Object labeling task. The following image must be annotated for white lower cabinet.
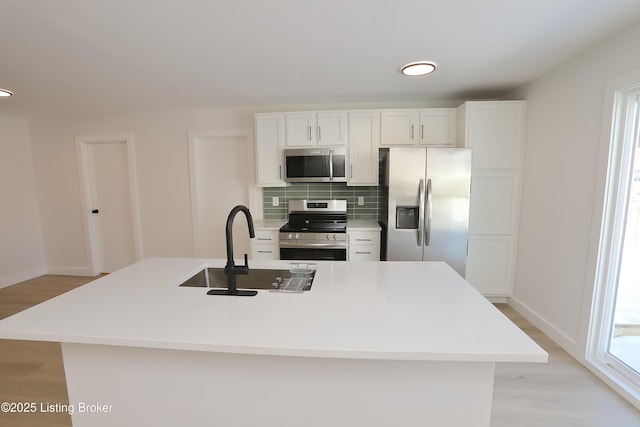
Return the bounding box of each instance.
[250,230,279,260]
[348,231,380,261]
[249,228,381,261]
[465,236,514,297]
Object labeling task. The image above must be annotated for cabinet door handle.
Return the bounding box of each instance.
[257,250,273,254]
[421,124,424,139]
[355,238,372,242]
[318,126,321,141]
[279,165,282,179]
[256,238,272,241]
[355,251,372,255]
[411,124,414,139]
[350,164,353,179]
[308,126,312,141]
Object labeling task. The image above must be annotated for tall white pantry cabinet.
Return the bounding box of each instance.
[457,101,525,298]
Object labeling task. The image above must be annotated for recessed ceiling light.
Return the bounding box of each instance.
[0,88,13,97]
[401,61,437,76]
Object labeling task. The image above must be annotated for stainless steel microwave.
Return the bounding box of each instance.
[283,147,347,183]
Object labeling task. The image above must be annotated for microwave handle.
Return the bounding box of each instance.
[329,149,334,180]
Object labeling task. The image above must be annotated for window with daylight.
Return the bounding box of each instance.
[589,84,640,406]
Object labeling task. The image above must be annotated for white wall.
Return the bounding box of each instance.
[28,108,256,273]
[0,114,45,287]
[511,21,640,358]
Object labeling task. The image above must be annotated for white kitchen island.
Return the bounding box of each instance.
[0,258,547,426]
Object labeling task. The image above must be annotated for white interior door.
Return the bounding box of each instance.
[189,131,255,259]
[78,137,139,274]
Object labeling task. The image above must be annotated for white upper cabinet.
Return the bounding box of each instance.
[380,110,418,145]
[381,109,456,147]
[457,101,525,169]
[286,112,317,146]
[285,111,347,147]
[255,113,287,187]
[317,111,348,146]
[419,109,457,146]
[348,111,380,186]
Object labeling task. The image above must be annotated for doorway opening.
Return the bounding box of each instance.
[187,130,259,258]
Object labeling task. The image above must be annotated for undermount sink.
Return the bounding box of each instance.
[178,268,315,292]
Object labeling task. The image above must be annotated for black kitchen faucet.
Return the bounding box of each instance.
[207,205,257,297]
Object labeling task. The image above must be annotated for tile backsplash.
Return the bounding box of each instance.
[263,183,381,220]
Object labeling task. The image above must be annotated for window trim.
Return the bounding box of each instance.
[586,75,640,409]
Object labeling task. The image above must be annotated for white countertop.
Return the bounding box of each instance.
[254,219,380,231]
[347,220,381,231]
[252,219,287,230]
[0,258,546,363]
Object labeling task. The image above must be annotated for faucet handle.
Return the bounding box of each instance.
[244,253,249,268]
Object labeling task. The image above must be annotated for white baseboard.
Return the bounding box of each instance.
[508,295,580,359]
[0,266,47,289]
[45,265,94,276]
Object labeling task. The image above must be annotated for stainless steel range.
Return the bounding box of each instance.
[279,200,347,261]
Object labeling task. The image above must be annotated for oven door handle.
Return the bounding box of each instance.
[279,241,347,249]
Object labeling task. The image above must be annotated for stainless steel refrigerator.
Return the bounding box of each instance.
[381,147,471,276]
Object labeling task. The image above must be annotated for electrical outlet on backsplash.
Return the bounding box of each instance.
[262,183,381,220]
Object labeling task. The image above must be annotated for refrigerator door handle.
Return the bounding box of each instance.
[425,178,432,246]
[418,179,425,247]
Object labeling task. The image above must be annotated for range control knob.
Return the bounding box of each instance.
[295,233,300,240]
[288,233,293,240]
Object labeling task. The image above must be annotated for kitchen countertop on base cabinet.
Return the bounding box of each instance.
[0,258,546,427]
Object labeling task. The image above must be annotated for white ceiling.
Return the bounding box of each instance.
[2,0,640,116]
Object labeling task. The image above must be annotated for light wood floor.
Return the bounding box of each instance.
[0,275,639,426]
[492,305,640,426]
[0,275,94,427]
